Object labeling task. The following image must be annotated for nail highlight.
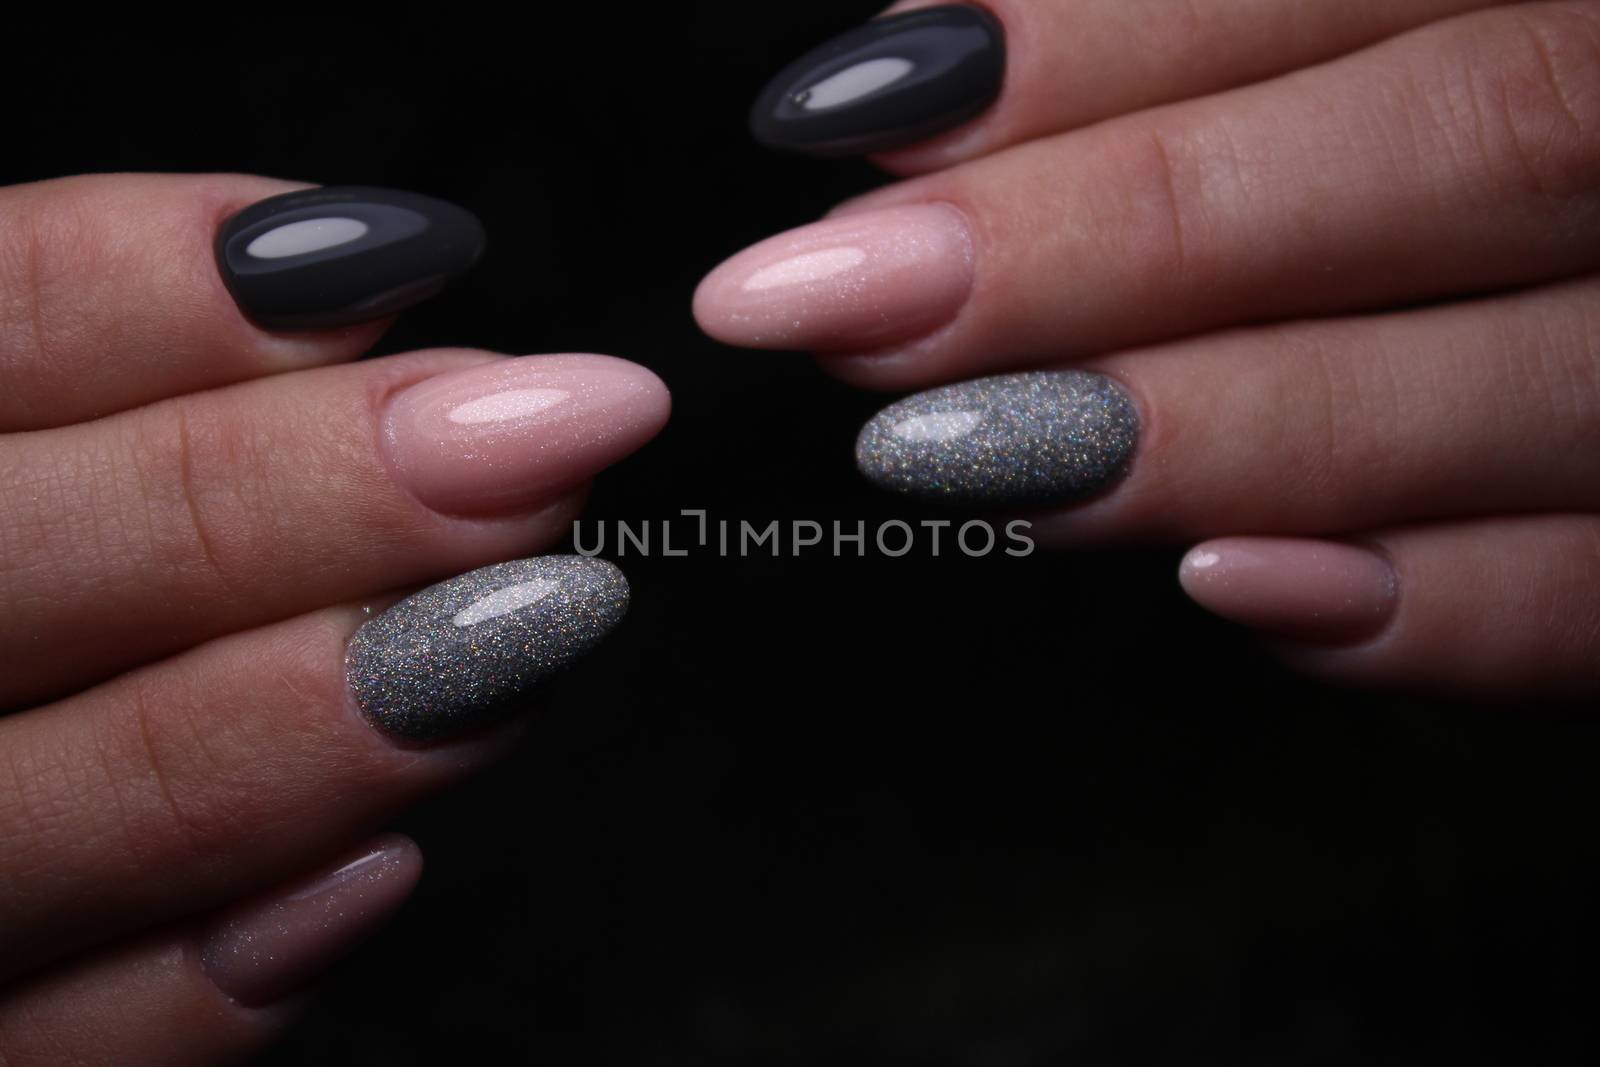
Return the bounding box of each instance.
[856,370,1139,506]
[751,4,1006,156]
[381,354,670,517]
[199,835,421,1008]
[1179,538,1399,643]
[347,556,629,742]
[216,186,485,330]
[694,204,973,351]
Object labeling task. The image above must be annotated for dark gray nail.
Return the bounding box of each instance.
[347,556,628,742]
[215,186,485,331]
[856,371,1140,506]
[750,5,1005,157]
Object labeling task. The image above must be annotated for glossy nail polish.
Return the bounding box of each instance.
[199,835,421,1008]
[856,371,1139,505]
[750,5,1005,157]
[381,354,671,517]
[693,204,974,351]
[347,556,629,742]
[1179,539,1400,643]
[216,186,485,331]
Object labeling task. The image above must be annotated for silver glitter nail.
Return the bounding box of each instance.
[855,370,1140,505]
[346,556,629,742]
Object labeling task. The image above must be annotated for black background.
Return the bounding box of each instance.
[7,8,1600,1064]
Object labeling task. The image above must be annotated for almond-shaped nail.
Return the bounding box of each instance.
[856,370,1139,505]
[216,186,485,331]
[347,555,629,742]
[693,203,973,352]
[1180,538,1400,644]
[750,5,1006,157]
[199,835,421,1008]
[382,354,670,517]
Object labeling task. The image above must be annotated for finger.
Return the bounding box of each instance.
[1176,516,1600,698]
[698,1,1600,389]
[0,174,484,431]
[751,0,1507,169]
[853,275,1600,539]
[0,555,624,980]
[0,835,419,1067]
[0,350,668,708]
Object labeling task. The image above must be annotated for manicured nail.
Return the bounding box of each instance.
[856,371,1139,505]
[1179,538,1400,644]
[199,835,421,1008]
[216,186,485,331]
[751,4,1005,156]
[381,354,670,517]
[693,204,973,351]
[347,556,629,742]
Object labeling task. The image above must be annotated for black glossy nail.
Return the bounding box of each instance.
[215,186,485,331]
[750,5,1005,157]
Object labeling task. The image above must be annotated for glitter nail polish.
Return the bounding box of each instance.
[347,556,629,742]
[198,835,422,1008]
[855,371,1139,506]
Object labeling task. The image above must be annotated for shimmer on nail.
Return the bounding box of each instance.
[198,835,422,1009]
[856,371,1140,505]
[346,556,629,742]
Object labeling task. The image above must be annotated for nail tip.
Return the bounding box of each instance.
[347,555,629,743]
[855,371,1140,507]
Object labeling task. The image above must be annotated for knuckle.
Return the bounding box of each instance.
[130,395,282,596]
[1266,329,1405,522]
[0,193,93,380]
[1448,4,1600,202]
[89,668,251,869]
[1098,122,1220,289]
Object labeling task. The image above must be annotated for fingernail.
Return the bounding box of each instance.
[1179,539,1400,644]
[216,186,485,331]
[693,204,973,351]
[750,4,1005,156]
[381,354,670,517]
[856,370,1139,505]
[347,555,629,742]
[199,835,421,1008]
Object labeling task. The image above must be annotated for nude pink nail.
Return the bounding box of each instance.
[198,835,422,1008]
[382,354,671,516]
[1179,538,1399,643]
[693,203,974,351]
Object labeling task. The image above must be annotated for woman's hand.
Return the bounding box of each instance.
[696,0,1600,698]
[0,173,669,1063]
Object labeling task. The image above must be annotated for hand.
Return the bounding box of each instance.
[697,0,1600,698]
[0,174,668,1063]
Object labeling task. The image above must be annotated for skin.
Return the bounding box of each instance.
[0,175,671,1062]
[1,2,1597,1061]
[699,0,1600,698]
